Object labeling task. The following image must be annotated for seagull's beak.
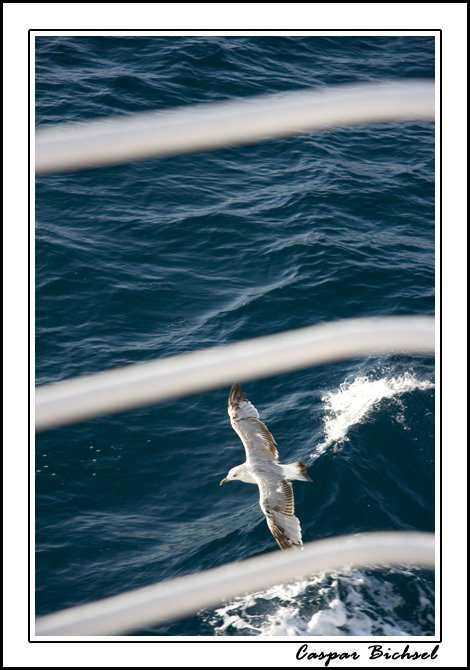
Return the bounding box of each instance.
[219,478,227,486]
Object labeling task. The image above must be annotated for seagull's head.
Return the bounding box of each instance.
[220,464,252,485]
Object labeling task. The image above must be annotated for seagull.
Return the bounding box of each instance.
[220,384,312,550]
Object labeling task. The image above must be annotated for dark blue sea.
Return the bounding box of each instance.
[35,36,435,637]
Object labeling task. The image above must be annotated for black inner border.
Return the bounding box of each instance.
[29,28,442,644]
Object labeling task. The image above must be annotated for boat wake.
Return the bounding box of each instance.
[311,371,434,460]
[204,567,434,636]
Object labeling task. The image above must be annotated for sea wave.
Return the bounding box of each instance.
[313,371,435,458]
[205,566,434,636]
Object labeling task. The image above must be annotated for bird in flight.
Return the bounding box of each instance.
[220,384,312,550]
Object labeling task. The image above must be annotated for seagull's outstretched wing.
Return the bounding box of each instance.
[256,474,303,550]
[228,383,279,463]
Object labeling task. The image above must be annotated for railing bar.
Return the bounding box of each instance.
[35,531,435,636]
[36,80,434,174]
[35,316,435,431]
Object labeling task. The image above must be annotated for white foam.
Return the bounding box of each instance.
[205,568,434,637]
[313,371,434,458]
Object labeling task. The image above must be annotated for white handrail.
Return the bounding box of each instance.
[35,80,434,174]
[35,316,434,431]
[35,531,434,636]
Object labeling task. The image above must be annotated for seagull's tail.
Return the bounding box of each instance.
[281,460,313,482]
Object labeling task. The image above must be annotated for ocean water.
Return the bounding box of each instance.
[35,36,435,636]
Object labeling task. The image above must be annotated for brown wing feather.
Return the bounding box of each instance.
[256,475,303,550]
[228,384,279,461]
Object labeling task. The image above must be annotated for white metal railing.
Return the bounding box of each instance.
[35,80,434,174]
[35,80,436,636]
[35,531,434,636]
[35,316,434,431]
